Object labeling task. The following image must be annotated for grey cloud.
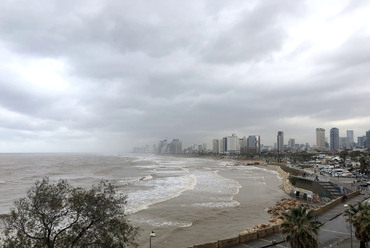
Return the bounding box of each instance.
[322,33,370,70]
[0,0,202,59]
[202,1,306,64]
[0,0,369,152]
[0,81,50,117]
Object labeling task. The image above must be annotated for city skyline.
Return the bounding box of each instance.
[1,1,370,153]
[136,127,369,153]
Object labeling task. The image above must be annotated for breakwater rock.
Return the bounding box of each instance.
[267,198,310,225]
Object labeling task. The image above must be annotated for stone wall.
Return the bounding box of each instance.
[316,190,360,215]
[191,225,280,248]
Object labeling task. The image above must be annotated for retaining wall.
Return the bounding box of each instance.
[316,190,360,215]
[191,225,280,248]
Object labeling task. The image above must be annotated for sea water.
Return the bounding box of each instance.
[0,153,286,247]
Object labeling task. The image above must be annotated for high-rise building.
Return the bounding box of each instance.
[365,130,370,149]
[212,139,219,153]
[288,138,295,148]
[277,131,284,153]
[247,135,261,154]
[239,137,248,154]
[358,136,366,147]
[222,137,228,153]
[330,128,339,151]
[169,139,182,154]
[157,139,167,154]
[218,139,224,153]
[340,137,351,149]
[347,130,354,143]
[316,128,326,150]
[227,134,239,154]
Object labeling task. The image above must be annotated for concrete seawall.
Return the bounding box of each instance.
[316,190,360,215]
[190,225,280,248]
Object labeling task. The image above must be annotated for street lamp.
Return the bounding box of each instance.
[150,231,156,248]
[344,204,353,248]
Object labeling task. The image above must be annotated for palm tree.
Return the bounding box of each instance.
[339,150,349,166]
[344,201,370,248]
[279,205,321,248]
[359,157,367,175]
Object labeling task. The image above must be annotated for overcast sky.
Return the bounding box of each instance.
[1,0,370,153]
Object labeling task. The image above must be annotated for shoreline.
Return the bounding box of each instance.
[209,156,293,195]
[208,157,298,234]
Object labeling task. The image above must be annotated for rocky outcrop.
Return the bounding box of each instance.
[240,224,271,234]
[267,199,308,225]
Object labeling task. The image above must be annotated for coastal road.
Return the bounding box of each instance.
[318,215,351,247]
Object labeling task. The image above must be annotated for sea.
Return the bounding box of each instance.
[0,153,287,248]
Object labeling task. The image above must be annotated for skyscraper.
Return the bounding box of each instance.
[219,138,225,153]
[358,136,365,147]
[222,137,228,153]
[277,131,284,153]
[212,139,219,153]
[316,128,326,150]
[330,128,339,151]
[227,134,239,154]
[239,137,248,154]
[247,135,261,154]
[169,139,182,154]
[365,130,370,149]
[345,130,354,148]
[347,130,354,144]
[288,138,295,148]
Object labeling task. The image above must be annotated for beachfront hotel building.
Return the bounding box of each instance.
[330,128,339,151]
[316,128,326,150]
[227,134,239,154]
[277,131,284,153]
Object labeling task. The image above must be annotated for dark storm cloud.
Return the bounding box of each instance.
[0,0,369,152]
[202,0,305,64]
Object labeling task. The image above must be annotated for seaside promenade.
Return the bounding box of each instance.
[230,183,369,248]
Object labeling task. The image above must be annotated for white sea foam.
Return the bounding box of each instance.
[125,174,197,214]
[134,164,158,169]
[135,217,192,228]
[140,175,153,181]
[194,170,241,196]
[119,175,153,185]
[192,201,240,208]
